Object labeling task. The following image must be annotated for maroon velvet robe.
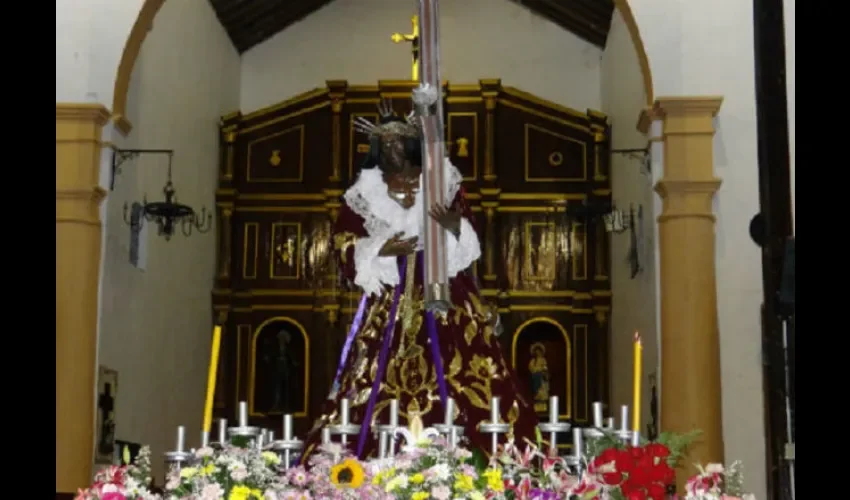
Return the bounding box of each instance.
[301,187,538,459]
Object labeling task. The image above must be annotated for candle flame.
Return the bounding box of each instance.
[633,331,641,344]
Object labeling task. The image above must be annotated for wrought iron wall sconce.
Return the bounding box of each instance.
[604,204,643,234]
[112,148,213,241]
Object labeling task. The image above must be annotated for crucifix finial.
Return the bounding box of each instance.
[391,14,420,81]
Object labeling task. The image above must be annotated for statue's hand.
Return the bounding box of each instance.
[379,232,419,256]
[429,204,461,236]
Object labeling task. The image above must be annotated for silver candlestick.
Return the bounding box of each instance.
[228,401,260,443]
[617,404,633,443]
[328,398,361,447]
[373,399,401,459]
[631,429,641,447]
[537,396,571,455]
[434,397,464,450]
[164,426,193,468]
[563,427,584,470]
[200,430,210,448]
[479,397,510,456]
[210,418,227,449]
[270,414,303,470]
[583,401,605,440]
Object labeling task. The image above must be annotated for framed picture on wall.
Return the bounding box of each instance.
[95,366,118,464]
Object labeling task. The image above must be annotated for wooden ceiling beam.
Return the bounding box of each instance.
[550,0,613,27]
[210,0,255,18]
[540,0,612,37]
[232,0,333,52]
[523,0,607,46]
[211,0,613,53]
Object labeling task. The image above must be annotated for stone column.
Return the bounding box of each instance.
[56,103,109,495]
[653,97,725,487]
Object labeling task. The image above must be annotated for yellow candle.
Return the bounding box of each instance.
[202,325,223,433]
[632,331,642,433]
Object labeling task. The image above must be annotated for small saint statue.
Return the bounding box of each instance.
[528,343,550,413]
[265,329,298,413]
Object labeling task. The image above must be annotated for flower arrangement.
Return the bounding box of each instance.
[163,445,283,499]
[683,462,755,500]
[75,446,158,500]
[78,430,754,500]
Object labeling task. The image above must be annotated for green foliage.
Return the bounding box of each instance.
[723,460,745,496]
[583,429,626,458]
[655,430,701,468]
[470,448,489,471]
[582,428,701,470]
[230,435,251,448]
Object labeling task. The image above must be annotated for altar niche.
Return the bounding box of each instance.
[511,318,571,419]
[248,317,309,418]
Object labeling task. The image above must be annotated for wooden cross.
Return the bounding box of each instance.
[391,15,420,80]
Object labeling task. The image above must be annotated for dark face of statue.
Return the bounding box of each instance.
[379,132,407,173]
[384,166,422,209]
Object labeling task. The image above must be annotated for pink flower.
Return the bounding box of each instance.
[101,493,126,500]
[288,468,310,487]
[431,485,451,500]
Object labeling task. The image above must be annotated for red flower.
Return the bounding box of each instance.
[626,490,648,500]
[646,483,668,500]
[649,462,675,485]
[645,443,671,460]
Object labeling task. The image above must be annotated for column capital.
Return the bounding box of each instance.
[56,102,111,126]
[57,102,111,192]
[653,96,723,118]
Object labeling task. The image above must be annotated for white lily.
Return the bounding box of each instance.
[393,414,440,453]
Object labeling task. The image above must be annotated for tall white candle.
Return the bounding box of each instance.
[620,405,629,432]
[549,396,559,423]
[283,414,293,441]
[572,428,583,459]
[176,426,186,452]
[592,401,603,428]
[378,431,388,459]
[444,398,456,425]
[340,399,350,425]
[268,430,275,442]
[389,399,399,427]
[490,397,500,423]
[605,417,615,430]
[238,401,248,427]
[321,427,331,444]
[217,418,227,443]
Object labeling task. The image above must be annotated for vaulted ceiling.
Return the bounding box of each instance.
[208,0,615,54]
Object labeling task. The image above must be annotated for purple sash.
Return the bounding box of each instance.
[356,258,407,457]
[330,293,368,392]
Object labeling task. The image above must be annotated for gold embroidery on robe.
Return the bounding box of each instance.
[333,232,358,264]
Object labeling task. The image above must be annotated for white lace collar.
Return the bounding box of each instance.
[343,159,464,238]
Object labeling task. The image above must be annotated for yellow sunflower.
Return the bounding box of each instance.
[330,458,365,489]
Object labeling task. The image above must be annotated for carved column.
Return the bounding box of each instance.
[327,80,347,184]
[653,97,725,488]
[480,79,500,183]
[56,103,110,495]
[216,204,233,280]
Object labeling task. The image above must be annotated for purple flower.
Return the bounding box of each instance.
[529,488,559,500]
